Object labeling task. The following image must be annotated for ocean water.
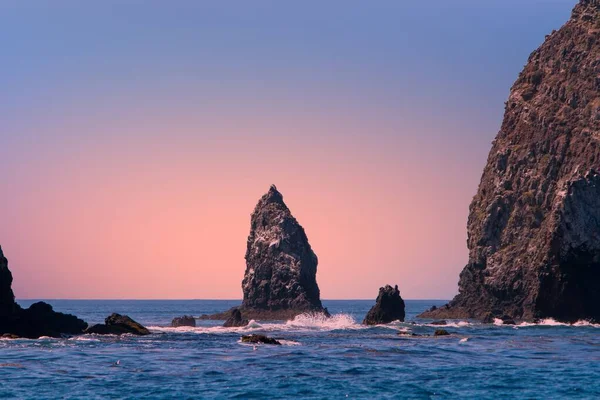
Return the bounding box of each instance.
[1,300,599,399]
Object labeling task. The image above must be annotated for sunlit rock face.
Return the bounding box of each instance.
[421,0,600,323]
[240,185,327,320]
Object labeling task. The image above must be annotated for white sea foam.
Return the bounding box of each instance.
[517,318,600,327]
[148,312,364,334]
[285,313,362,331]
[459,338,469,343]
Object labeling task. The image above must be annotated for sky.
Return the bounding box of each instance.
[0,0,578,300]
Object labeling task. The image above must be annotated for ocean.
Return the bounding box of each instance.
[1,299,598,399]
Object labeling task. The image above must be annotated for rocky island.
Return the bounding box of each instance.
[0,246,88,338]
[201,185,329,321]
[363,285,405,325]
[421,0,600,323]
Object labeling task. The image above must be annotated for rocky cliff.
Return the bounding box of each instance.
[0,247,17,317]
[239,185,327,319]
[421,0,600,323]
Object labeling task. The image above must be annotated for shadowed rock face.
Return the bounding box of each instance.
[0,246,88,338]
[240,185,327,319]
[223,308,249,327]
[421,0,600,323]
[363,285,405,325]
[0,247,17,317]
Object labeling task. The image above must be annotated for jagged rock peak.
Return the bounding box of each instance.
[420,1,600,323]
[241,185,327,319]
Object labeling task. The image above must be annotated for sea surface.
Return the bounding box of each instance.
[1,300,599,399]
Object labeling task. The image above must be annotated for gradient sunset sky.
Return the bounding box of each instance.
[1,0,577,299]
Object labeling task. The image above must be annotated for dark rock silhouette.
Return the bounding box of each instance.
[223,308,249,327]
[434,329,450,336]
[420,0,600,323]
[86,313,150,335]
[363,285,405,325]
[241,334,281,345]
[0,246,88,338]
[171,315,196,327]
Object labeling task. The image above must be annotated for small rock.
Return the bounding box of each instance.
[241,334,281,345]
[434,329,450,336]
[430,320,447,326]
[1,333,19,339]
[171,316,196,327]
[86,314,150,336]
[223,308,249,327]
[363,285,406,325]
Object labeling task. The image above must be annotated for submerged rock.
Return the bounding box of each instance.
[420,0,600,323]
[434,329,450,337]
[241,334,281,345]
[223,308,249,327]
[171,315,196,327]
[0,246,88,339]
[363,285,406,325]
[86,314,150,335]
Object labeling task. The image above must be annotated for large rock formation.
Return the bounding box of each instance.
[239,185,328,320]
[421,0,600,323]
[363,285,406,325]
[0,246,88,338]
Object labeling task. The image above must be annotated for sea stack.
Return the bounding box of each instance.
[239,185,328,320]
[363,285,405,325]
[0,246,88,338]
[421,0,600,323]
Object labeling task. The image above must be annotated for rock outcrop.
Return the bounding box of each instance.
[171,315,196,327]
[223,308,249,327]
[237,185,328,320]
[0,246,88,338]
[241,334,281,345]
[420,0,600,323]
[86,313,150,335]
[363,285,406,325]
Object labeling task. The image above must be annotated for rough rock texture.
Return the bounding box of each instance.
[0,246,88,338]
[86,314,150,335]
[421,0,600,323]
[363,285,406,325]
[223,308,249,327]
[238,185,328,320]
[241,334,281,345]
[171,315,196,327]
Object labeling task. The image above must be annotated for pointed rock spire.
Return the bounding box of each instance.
[240,185,327,319]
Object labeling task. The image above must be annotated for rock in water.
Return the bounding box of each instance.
[363,285,406,325]
[239,185,328,320]
[223,308,249,327]
[86,314,150,335]
[420,0,600,323]
[0,246,88,338]
[171,315,196,327]
[241,334,281,345]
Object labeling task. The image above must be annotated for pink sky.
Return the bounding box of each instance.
[1,0,574,299]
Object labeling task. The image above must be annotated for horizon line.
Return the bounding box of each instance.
[15,298,451,302]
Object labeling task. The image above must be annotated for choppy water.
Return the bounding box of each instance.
[1,300,599,399]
